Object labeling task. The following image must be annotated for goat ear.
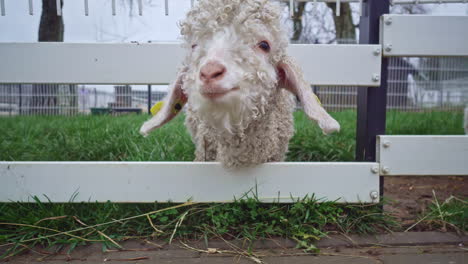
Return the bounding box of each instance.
[140,70,188,137]
[277,56,340,134]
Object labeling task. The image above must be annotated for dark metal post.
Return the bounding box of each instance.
[356,0,390,196]
[19,84,22,115]
[147,85,152,115]
[8,85,12,116]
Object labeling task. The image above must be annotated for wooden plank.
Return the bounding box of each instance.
[0,162,380,203]
[0,43,381,86]
[381,15,468,57]
[377,136,468,176]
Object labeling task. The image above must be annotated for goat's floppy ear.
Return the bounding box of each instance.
[140,70,188,137]
[277,56,340,134]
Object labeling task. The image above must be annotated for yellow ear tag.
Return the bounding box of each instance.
[313,94,322,106]
[150,101,164,116]
[172,100,183,114]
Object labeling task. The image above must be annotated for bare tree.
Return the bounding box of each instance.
[94,0,157,42]
[31,0,64,115]
[325,3,356,44]
[287,2,356,44]
[290,2,307,42]
[38,0,64,41]
[391,4,427,14]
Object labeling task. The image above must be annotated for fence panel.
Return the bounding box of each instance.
[381,15,468,57]
[377,135,468,176]
[0,162,380,203]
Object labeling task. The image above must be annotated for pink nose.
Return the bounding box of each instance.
[200,61,226,83]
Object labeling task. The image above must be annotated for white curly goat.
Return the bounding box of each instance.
[140,0,340,167]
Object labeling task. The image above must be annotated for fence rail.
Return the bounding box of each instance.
[0,56,466,115]
[314,56,468,111]
[0,162,380,203]
[1,53,467,116]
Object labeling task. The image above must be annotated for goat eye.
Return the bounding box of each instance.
[258,41,270,52]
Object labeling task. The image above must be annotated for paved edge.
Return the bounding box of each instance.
[193,232,468,249]
[1,232,466,257]
[315,231,468,248]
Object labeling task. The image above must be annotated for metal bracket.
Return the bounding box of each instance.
[138,0,143,16]
[385,17,392,26]
[373,47,381,56]
[56,0,62,16]
[372,74,380,82]
[381,167,390,175]
[290,0,294,18]
[112,0,116,15]
[28,0,33,15]
[370,191,379,202]
[336,0,341,16]
[358,0,363,16]
[84,0,89,16]
[385,44,392,52]
[1,0,5,16]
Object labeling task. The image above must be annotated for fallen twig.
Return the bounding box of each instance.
[73,216,123,249]
[146,214,164,234]
[104,256,149,261]
[34,215,68,225]
[0,201,196,248]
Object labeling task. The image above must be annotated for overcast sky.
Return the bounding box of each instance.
[0,1,466,92]
[0,0,467,43]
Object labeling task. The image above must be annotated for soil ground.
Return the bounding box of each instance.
[384,176,468,228]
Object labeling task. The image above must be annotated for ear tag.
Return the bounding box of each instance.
[172,100,183,114]
[150,101,164,116]
[313,94,322,106]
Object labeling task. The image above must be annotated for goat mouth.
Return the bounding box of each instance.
[201,87,240,99]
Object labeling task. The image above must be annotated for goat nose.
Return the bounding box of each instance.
[200,62,226,83]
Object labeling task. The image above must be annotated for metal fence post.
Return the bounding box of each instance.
[147,85,152,115]
[8,84,12,116]
[356,0,390,196]
[19,84,23,115]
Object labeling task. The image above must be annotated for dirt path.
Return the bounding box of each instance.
[2,233,467,263]
[384,176,467,228]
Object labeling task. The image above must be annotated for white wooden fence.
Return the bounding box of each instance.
[0,43,381,86]
[0,14,467,203]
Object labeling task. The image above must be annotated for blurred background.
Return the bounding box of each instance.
[0,0,467,116]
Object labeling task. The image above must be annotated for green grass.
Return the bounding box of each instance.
[406,191,468,233]
[0,110,464,162]
[0,110,465,258]
[0,195,398,258]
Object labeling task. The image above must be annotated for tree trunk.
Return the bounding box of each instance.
[291,2,306,43]
[38,0,64,42]
[326,3,356,44]
[31,0,64,115]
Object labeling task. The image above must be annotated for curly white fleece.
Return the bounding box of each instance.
[141,0,339,167]
[178,0,299,167]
